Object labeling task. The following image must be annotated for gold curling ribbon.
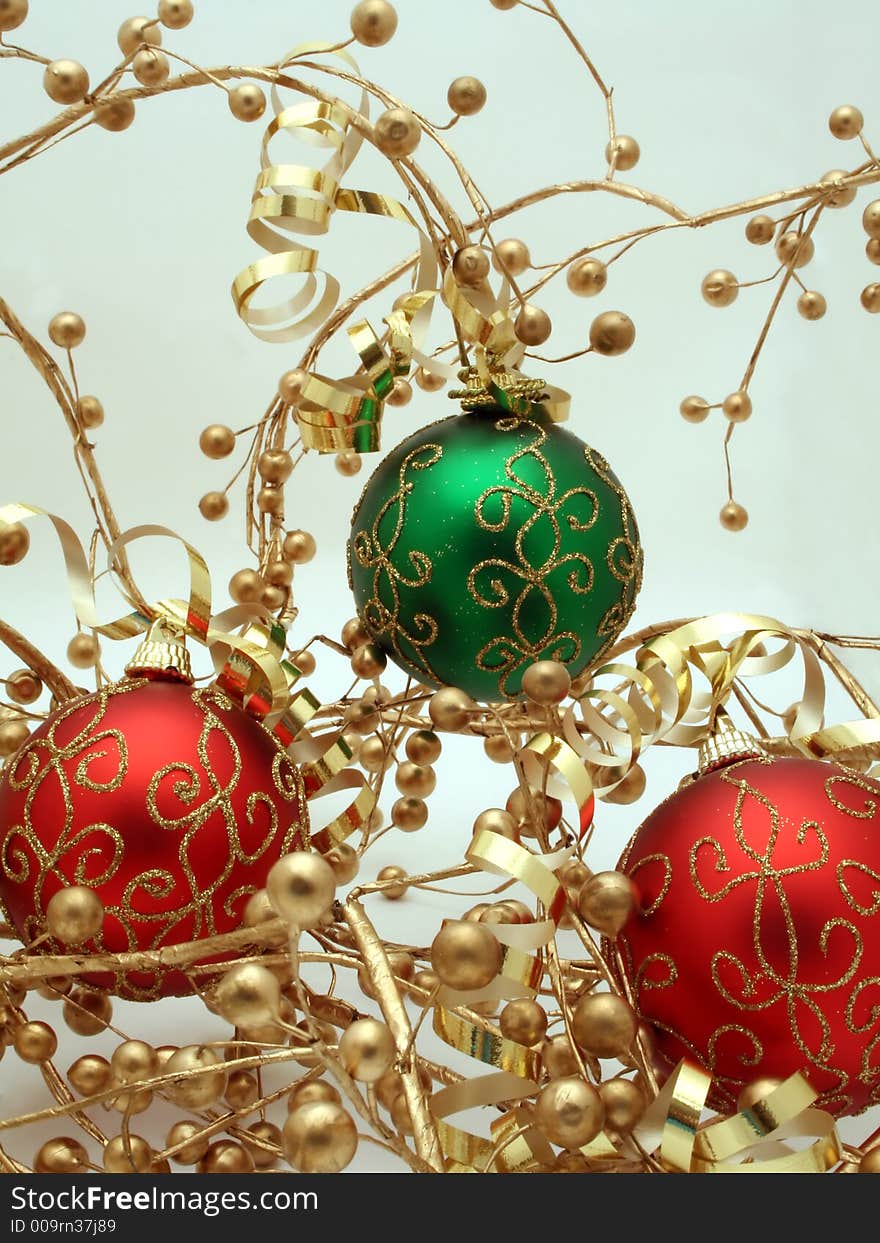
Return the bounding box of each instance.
[0,504,374,852]
[518,732,595,840]
[441,270,519,363]
[633,1060,842,1173]
[564,611,879,797]
[232,45,575,455]
[231,45,368,343]
[0,504,294,725]
[428,833,580,1171]
[232,44,447,454]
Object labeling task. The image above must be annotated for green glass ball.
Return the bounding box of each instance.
[347,407,643,702]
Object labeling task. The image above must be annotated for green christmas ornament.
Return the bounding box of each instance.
[347,399,643,702]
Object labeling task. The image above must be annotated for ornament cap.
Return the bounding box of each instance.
[125,618,194,684]
[448,364,547,412]
[697,710,764,774]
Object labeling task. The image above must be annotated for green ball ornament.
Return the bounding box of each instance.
[347,406,643,701]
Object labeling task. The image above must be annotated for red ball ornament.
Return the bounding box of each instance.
[0,677,309,1000]
[616,752,880,1117]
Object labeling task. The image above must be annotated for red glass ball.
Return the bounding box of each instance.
[0,679,309,999]
[616,755,880,1117]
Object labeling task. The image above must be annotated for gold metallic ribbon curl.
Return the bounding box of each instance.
[231,44,445,454]
[428,831,579,1171]
[633,1061,842,1173]
[564,611,879,798]
[231,47,575,454]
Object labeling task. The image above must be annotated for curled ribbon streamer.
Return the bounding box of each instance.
[428,832,580,1171]
[633,1060,842,1173]
[232,46,579,454]
[306,771,376,855]
[441,269,519,363]
[1,504,293,726]
[564,612,878,797]
[0,503,374,853]
[232,44,448,453]
[232,44,368,342]
[518,732,595,838]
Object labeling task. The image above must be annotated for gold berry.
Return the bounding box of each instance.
[48,311,86,348]
[405,730,440,765]
[228,83,266,123]
[820,169,857,208]
[117,16,161,55]
[605,134,639,170]
[258,447,294,484]
[491,237,530,277]
[430,919,502,990]
[863,200,880,239]
[46,886,104,944]
[132,47,170,86]
[43,59,89,105]
[514,303,552,346]
[335,451,362,477]
[571,992,638,1058]
[776,231,814,268]
[720,500,748,532]
[701,269,738,308]
[0,521,29,567]
[375,107,421,158]
[0,0,28,34]
[76,395,104,429]
[797,290,827,320]
[452,244,490,288]
[387,377,412,406]
[14,1020,58,1064]
[377,864,408,899]
[198,491,228,521]
[414,367,445,392]
[266,852,337,928]
[278,368,307,404]
[721,389,752,422]
[66,632,100,669]
[745,214,775,244]
[589,310,635,356]
[6,668,41,705]
[861,283,880,313]
[535,1076,604,1149]
[679,395,710,423]
[566,256,607,297]
[158,0,194,29]
[282,529,316,564]
[447,75,486,117]
[828,104,863,139]
[199,423,235,459]
[391,796,429,832]
[229,567,263,603]
[350,0,397,46]
[93,97,136,132]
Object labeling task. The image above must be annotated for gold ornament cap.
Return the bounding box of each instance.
[448,364,547,412]
[125,618,194,684]
[697,710,764,774]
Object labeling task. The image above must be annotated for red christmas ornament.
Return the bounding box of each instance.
[616,747,880,1117]
[0,676,309,1000]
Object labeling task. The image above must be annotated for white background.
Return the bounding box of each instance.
[1,0,879,1171]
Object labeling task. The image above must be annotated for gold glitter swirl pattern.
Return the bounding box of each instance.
[586,447,643,649]
[470,421,600,697]
[351,443,444,685]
